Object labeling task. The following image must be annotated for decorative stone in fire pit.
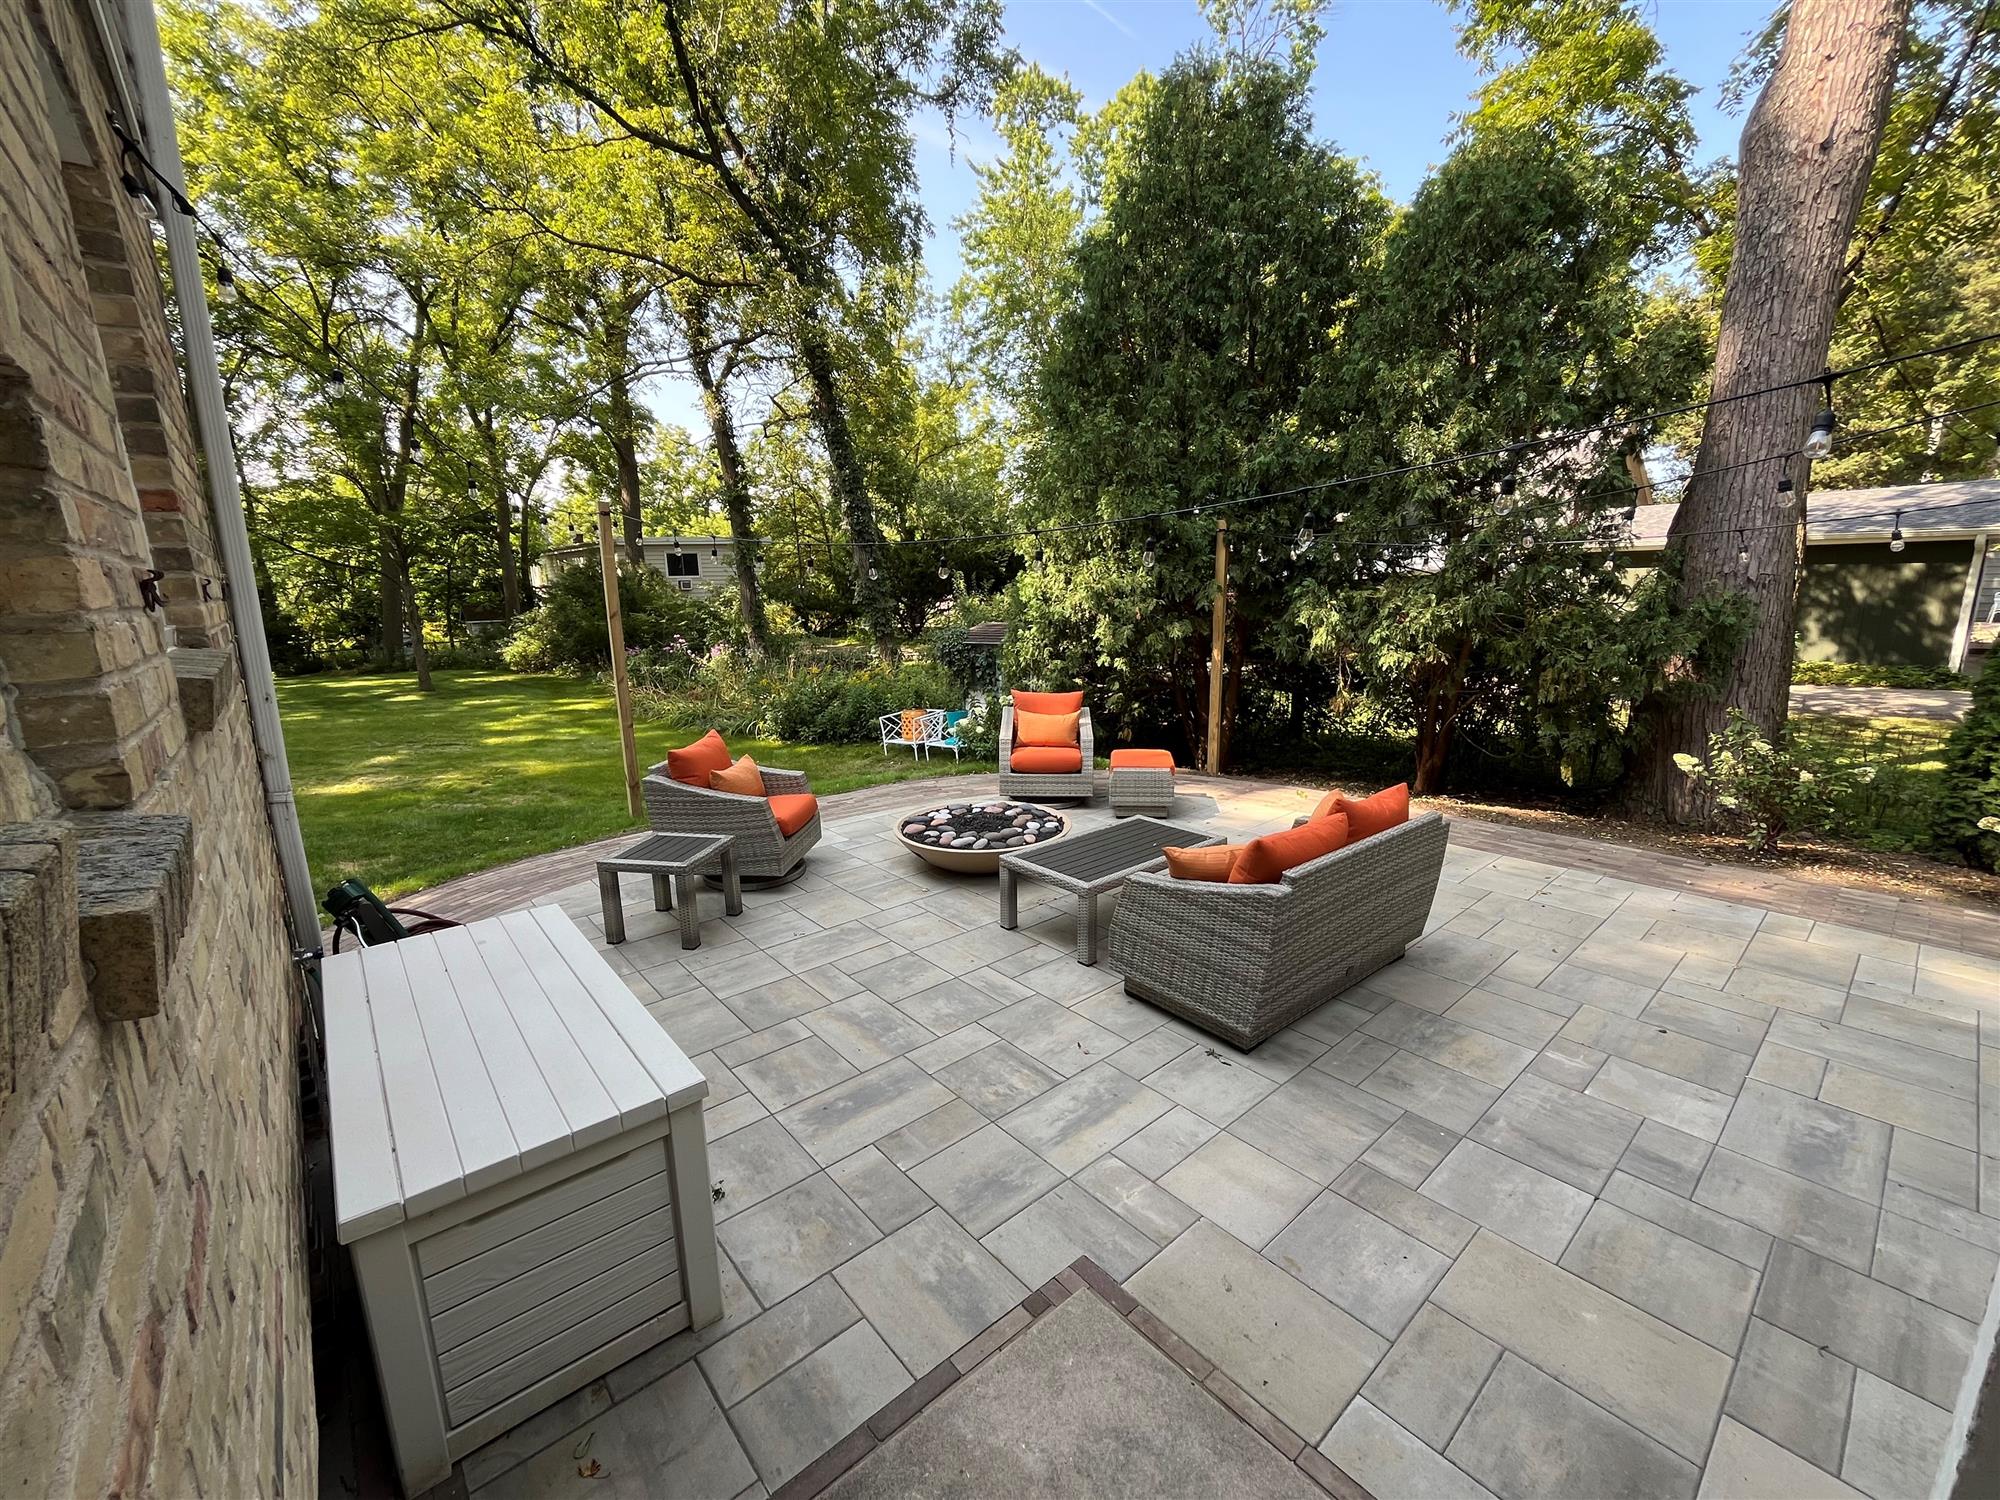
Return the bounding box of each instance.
[895,800,1069,873]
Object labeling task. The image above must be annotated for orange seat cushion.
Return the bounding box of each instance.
[1164,844,1242,881]
[1016,709,1080,747]
[1310,783,1411,841]
[1110,748,1174,769]
[667,729,732,787]
[1229,811,1350,885]
[769,793,819,837]
[1013,689,1085,715]
[709,754,764,795]
[1010,744,1083,774]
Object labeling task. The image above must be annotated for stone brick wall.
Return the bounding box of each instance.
[0,1,314,1495]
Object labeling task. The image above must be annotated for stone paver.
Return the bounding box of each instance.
[455,776,2000,1500]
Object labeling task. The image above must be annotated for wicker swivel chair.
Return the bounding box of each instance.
[1107,812,1449,1048]
[998,705,1095,801]
[642,762,821,884]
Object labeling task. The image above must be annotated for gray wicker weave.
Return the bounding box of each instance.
[997,705,1096,801]
[1108,765,1175,817]
[641,762,821,883]
[1106,812,1449,1049]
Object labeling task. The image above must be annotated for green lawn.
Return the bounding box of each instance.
[1787,712,1954,852]
[278,670,984,898]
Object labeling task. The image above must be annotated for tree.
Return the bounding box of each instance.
[414,0,1011,659]
[1626,0,1915,820]
[1298,129,1711,792]
[1012,51,1388,761]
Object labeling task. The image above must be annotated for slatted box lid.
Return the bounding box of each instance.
[325,906,707,1243]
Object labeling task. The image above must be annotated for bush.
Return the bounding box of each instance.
[426,636,505,670]
[501,561,730,674]
[952,698,1001,759]
[1931,666,2000,870]
[932,623,998,698]
[1791,661,1966,690]
[1674,709,1879,855]
[762,662,958,744]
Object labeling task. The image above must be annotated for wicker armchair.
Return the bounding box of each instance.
[1107,812,1449,1049]
[998,706,1096,801]
[641,762,821,883]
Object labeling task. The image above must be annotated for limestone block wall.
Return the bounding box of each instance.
[0,0,314,1494]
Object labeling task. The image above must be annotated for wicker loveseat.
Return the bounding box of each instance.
[998,705,1095,801]
[1107,811,1449,1049]
[642,761,821,884]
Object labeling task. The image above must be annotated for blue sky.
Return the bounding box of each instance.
[911,0,1771,285]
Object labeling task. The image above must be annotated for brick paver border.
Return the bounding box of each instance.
[771,1256,1376,1500]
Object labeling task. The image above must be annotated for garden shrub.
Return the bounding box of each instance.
[1931,665,2000,871]
[501,560,729,674]
[1792,661,1966,690]
[1674,709,1878,855]
[761,662,958,744]
[932,623,998,697]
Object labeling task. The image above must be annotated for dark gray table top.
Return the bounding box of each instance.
[598,832,732,872]
[1001,817,1218,891]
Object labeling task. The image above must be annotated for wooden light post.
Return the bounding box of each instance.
[596,500,643,818]
[1205,517,1227,774]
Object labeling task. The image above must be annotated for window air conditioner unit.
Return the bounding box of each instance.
[676,578,694,592]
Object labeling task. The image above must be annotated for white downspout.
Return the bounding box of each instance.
[1950,531,1989,676]
[121,0,322,948]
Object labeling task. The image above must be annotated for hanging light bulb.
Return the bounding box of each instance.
[1775,468,1794,505]
[867,564,878,581]
[1736,530,1751,568]
[327,369,346,393]
[466,477,479,498]
[1889,511,1906,553]
[1296,526,1314,552]
[1142,547,1156,568]
[1803,373,1838,459]
[671,535,682,553]
[710,543,720,558]
[937,561,949,581]
[214,263,238,304]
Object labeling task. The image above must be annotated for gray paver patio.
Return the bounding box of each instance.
[452,776,2000,1500]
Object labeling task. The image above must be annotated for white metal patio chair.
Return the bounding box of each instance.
[879,711,927,759]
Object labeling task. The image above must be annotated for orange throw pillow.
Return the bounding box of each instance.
[1016,709,1080,747]
[666,729,732,787]
[1310,782,1410,841]
[1164,844,1242,882]
[709,754,764,795]
[1013,689,1085,715]
[1009,744,1083,774]
[1230,811,1350,885]
[769,792,819,837]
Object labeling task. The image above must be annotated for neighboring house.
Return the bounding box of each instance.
[2,0,312,1493]
[1621,479,1999,675]
[534,535,739,600]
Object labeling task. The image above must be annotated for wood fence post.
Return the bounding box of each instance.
[597,501,643,818]
[1206,517,1227,775]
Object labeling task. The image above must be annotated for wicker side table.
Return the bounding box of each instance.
[598,832,740,949]
[1108,749,1176,817]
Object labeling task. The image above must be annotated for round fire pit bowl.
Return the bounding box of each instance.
[895,800,1069,873]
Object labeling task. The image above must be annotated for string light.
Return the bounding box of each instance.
[1889,511,1906,553]
[671,535,681,554]
[867,564,878,581]
[213,262,237,303]
[711,543,720,558]
[1736,530,1751,568]
[937,561,950,581]
[327,369,345,392]
[1803,372,1838,459]
[1142,547,1156,568]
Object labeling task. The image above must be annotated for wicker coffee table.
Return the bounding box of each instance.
[598,832,740,949]
[999,816,1222,965]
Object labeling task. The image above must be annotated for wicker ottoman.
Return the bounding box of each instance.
[1108,749,1175,817]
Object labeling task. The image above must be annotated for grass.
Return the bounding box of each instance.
[1787,712,1955,852]
[278,670,986,898]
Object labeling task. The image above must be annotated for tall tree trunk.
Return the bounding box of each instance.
[1625,0,1911,821]
[685,301,772,655]
[397,539,433,692]
[603,372,646,569]
[795,317,897,662]
[377,533,404,667]
[476,411,521,616]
